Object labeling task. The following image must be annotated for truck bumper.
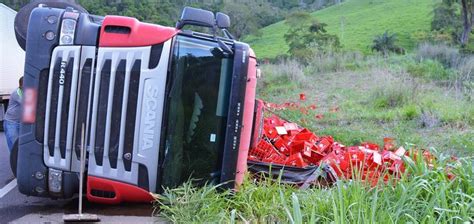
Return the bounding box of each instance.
[17,139,79,198]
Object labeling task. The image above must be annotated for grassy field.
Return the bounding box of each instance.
[244,0,437,58]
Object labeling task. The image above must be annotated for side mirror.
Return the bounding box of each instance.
[216,12,230,29]
[176,7,215,29]
[216,12,234,40]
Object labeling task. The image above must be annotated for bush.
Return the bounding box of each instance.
[306,52,364,74]
[401,104,419,120]
[371,86,415,109]
[406,60,454,80]
[284,12,341,61]
[454,56,474,100]
[411,30,455,45]
[415,43,459,68]
[418,109,440,128]
[260,60,306,86]
[371,31,405,56]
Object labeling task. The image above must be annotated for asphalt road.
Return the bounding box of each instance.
[0,132,163,223]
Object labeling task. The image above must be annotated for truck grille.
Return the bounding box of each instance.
[42,46,97,172]
[90,57,141,171]
[73,58,93,161]
[43,46,82,171]
[42,42,171,192]
[87,43,170,192]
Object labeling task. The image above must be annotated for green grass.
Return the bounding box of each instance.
[244,0,437,58]
[155,155,474,223]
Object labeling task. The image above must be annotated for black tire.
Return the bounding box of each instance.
[10,140,18,177]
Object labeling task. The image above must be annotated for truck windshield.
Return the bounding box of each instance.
[161,35,233,188]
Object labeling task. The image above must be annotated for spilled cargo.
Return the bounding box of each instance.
[247,99,453,187]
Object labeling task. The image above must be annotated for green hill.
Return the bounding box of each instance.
[245,0,438,58]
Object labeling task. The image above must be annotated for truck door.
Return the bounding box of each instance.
[160,35,234,188]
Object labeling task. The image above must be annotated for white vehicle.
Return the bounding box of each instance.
[0,3,25,129]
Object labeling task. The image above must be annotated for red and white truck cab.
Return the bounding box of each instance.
[15,4,258,204]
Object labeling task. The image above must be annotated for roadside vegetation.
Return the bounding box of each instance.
[152,0,474,222]
[154,44,474,223]
[155,13,474,218]
[155,54,474,222]
[155,154,473,223]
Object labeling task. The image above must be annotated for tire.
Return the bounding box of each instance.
[10,140,18,177]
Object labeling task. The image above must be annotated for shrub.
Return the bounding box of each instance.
[260,60,306,87]
[371,31,405,56]
[306,51,364,74]
[418,109,440,128]
[415,43,459,68]
[284,12,341,61]
[401,104,419,120]
[454,56,474,100]
[371,86,414,109]
[406,60,454,80]
[411,30,455,44]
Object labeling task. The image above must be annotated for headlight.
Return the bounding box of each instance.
[48,168,63,194]
[59,18,77,45]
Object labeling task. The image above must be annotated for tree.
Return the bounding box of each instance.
[371,31,404,56]
[430,0,474,46]
[222,1,283,39]
[427,0,461,44]
[1,0,29,10]
[3,0,341,41]
[460,0,474,46]
[284,12,340,61]
[432,0,460,31]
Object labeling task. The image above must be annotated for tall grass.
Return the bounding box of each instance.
[412,43,473,100]
[415,43,460,68]
[452,56,474,101]
[306,51,365,74]
[154,152,474,223]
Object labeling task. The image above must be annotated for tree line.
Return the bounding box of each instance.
[1,0,342,39]
[284,0,474,59]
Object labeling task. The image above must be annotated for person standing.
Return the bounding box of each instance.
[3,77,23,153]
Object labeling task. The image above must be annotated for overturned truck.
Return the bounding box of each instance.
[14,2,259,204]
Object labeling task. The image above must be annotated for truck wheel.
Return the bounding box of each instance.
[10,140,18,177]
